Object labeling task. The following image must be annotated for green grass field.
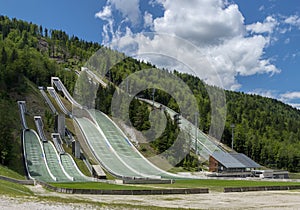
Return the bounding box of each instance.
[0,179,33,196]
[289,173,300,179]
[0,165,25,180]
[51,182,155,190]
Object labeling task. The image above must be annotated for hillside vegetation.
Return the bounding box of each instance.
[0,16,299,173]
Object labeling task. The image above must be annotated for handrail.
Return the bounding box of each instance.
[34,116,47,142]
[39,87,57,114]
[21,130,35,180]
[81,67,107,88]
[17,101,28,130]
[47,87,71,116]
[51,133,65,154]
[52,77,83,109]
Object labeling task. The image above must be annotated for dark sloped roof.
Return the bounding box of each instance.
[211,151,245,168]
[230,153,261,168]
[211,151,260,169]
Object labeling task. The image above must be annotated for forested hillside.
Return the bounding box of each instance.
[177,72,300,172]
[0,15,100,172]
[0,16,299,173]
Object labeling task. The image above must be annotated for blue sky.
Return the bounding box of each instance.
[1,0,300,107]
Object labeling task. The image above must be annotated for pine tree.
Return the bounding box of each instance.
[1,47,7,65]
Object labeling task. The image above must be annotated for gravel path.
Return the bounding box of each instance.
[1,185,300,209]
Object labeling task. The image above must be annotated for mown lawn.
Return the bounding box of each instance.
[51,182,155,190]
[0,179,33,196]
[289,173,300,179]
[51,179,300,192]
[0,165,25,180]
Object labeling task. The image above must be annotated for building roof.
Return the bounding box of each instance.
[212,151,245,168]
[230,153,261,168]
[211,151,260,169]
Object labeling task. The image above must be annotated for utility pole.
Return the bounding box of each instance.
[195,112,199,155]
[126,75,129,94]
[152,88,155,108]
[231,124,235,150]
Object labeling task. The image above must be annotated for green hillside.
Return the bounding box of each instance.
[0,15,299,175]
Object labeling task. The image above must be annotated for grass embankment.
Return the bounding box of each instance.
[0,179,33,196]
[0,98,24,175]
[289,173,300,179]
[51,182,155,190]
[0,165,25,180]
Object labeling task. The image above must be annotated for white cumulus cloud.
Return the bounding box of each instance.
[279,91,300,109]
[144,11,153,28]
[109,0,141,25]
[284,15,300,28]
[96,0,281,90]
[95,5,112,20]
[280,91,300,100]
[153,0,245,46]
[247,16,278,34]
[95,5,114,44]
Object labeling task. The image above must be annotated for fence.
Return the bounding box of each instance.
[224,185,300,193]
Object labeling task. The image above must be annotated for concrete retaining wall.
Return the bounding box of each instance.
[0,175,35,185]
[60,188,209,195]
[224,185,300,193]
[123,179,174,184]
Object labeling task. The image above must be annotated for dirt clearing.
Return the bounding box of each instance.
[1,185,299,209]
